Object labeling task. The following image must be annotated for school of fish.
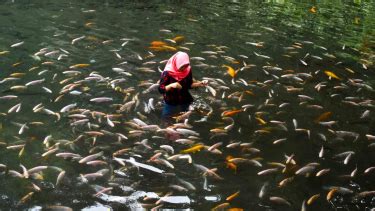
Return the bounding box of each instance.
[0,2,374,211]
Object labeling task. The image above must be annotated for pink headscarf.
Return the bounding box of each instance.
[163,51,191,81]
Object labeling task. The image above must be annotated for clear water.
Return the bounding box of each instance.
[0,0,374,210]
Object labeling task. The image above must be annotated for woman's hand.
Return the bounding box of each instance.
[192,80,208,88]
[166,82,182,91]
[201,80,208,86]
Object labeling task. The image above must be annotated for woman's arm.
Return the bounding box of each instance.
[159,72,182,93]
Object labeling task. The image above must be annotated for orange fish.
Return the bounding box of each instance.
[226,162,237,173]
[307,194,320,205]
[162,45,178,51]
[150,41,167,47]
[225,156,237,173]
[181,144,204,154]
[284,69,295,73]
[148,46,164,51]
[210,128,227,133]
[245,90,255,96]
[310,6,317,13]
[226,191,240,201]
[226,155,233,161]
[327,188,338,201]
[222,109,242,117]
[172,36,185,43]
[255,117,267,125]
[222,65,236,78]
[227,208,244,211]
[69,63,90,69]
[324,70,341,80]
[314,111,332,123]
[149,45,177,52]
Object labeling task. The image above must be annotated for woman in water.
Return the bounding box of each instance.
[158,51,207,119]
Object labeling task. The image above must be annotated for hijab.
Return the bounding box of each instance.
[163,51,191,81]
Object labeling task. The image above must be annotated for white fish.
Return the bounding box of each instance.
[133,118,147,127]
[273,138,286,145]
[300,59,308,66]
[319,146,324,158]
[11,41,24,47]
[206,85,217,97]
[261,26,276,32]
[90,97,113,103]
[0,95,18,100]
[112,67,125,72]
[160,145,174,154]
[44,50,59,57]
[19,123,28,135]
[259,182,268,198]
[115,52,122,59]
[60,103,77,113]
[42,87,52,93]
[316,168,330,177]
[293,119,298,130]
[360,110,370,119]
[254,52,271,59]
[56,171,66,186]
[71,36,85,45]
[125,157,164,173]
[176,128,199,136]
[295,166,316,175]
[319,121,338,127]
[8,103,21,113]
[79,151,104,164]
[344,153,353,165]
[148,98,155,111]
[107,116,115,127]
[143,102,150,114]
[366,134,375,141]
[25,79,45,87]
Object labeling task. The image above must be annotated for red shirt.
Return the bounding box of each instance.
[158,71,193,105]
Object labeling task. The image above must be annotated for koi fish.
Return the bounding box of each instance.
[326,188,338,201]
[226,191,240,201]
[172,36,184,42]
[0,51,10,55]
[222,65,236,78]
[150,41,167,46]
[226,156,237,173]
[255,117,267,125]
[149,45,177,52]
[307,194,320,205]
[310,6,317,13]
[324,70,341,80]
[181,144,204,154]
[69,63,90,69]
[314,111,332,123]
[222,109,243,117]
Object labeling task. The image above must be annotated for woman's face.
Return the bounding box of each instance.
[178,64,189,72]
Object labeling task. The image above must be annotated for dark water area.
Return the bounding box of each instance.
[0,0,374,210]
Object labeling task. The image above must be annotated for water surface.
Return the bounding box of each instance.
[0,0,374,210]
